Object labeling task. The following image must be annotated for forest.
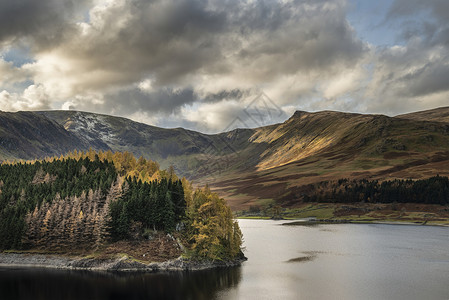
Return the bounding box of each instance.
[303,176,449,205]
[0,150,243,260]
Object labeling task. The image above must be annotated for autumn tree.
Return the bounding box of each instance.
[187,186,243,260]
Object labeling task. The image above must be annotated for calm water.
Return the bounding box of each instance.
[1,220,449,300]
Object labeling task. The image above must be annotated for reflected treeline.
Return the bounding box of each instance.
[0,267,242,300]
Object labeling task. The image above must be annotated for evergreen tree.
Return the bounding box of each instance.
[0,150,243,259]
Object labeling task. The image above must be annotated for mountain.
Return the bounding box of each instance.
[1,108,449,210]
[397,106,449,123]
[211,110,449,208]
[36,110,257,178]
[0,111,90,161]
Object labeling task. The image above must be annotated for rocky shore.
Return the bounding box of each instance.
[0,253,247,273]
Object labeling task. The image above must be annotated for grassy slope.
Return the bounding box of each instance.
[397,106,449,123]
[241,202,449,226]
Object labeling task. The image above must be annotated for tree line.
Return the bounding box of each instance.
[303,176,449,205]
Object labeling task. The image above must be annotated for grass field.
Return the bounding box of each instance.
[236,202,449,225]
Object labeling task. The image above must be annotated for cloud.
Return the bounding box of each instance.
[59,85,198,117]
[0,84,51,111]
[61,0,362,92]
[355,0,449,115]
[10,0,366,131]
[61,0,361,90]
[364,44,449,114]
[388,0,449,22]
[387,0,449,46]
[203,89,249,103]
[0,58,30,86]
[29,0,230,94]
[0,0,447,132]
[106,87,199,115]
[0,0,90,49]
[402,59,449,97]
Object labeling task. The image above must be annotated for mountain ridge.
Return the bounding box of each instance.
[1,108,449,210]
[396,106,449,123]
[0,111,91,160]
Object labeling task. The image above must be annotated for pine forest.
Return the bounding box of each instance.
[0,150,243,260]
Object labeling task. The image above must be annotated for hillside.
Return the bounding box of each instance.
[37,110,257,178]
[211,110,449,209]
[0,111,90,160]
[397,106,449,123]
[1,108,449,210]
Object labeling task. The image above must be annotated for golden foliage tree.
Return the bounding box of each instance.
[187,186,243,260]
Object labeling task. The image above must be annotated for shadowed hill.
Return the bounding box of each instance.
[0,111,91,161]
[37,110,258,177]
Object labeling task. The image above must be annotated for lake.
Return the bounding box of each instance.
[1,220,449,300]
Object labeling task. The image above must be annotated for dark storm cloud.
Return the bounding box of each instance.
[203,89,249,103]
[58,0,230,89]
[0,0,90,48]
[233,1,366,73]
[1,0,375,132]
[45,0,366,91]
[106,87,198,115]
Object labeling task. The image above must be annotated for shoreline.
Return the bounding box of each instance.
[279,219,449,227]
[0,252,247,273]
[236,217,449,227]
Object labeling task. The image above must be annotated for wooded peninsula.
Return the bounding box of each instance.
[0,150,244,268]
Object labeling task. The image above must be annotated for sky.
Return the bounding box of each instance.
[0,0,448,133]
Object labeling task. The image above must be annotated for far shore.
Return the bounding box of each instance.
[0,252,247,273]
[237,217,449,227]
[236,202,449,227]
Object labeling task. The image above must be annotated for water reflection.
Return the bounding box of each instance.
[0,266,242,300]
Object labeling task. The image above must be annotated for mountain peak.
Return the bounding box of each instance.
[291,110,309,118]
[289,109,364,121]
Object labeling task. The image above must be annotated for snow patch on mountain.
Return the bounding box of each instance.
[69,112,117,145]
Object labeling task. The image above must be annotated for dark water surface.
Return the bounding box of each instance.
[1,220,449,300]
[0,266,240,300]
